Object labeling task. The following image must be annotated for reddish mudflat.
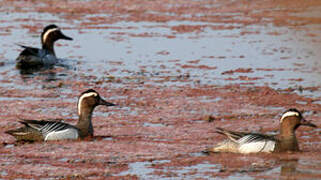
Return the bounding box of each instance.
[0,0,320,179]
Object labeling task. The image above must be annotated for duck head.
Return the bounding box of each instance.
[77,89,116,116]
[280,108,317,131]
[41,24,72,53]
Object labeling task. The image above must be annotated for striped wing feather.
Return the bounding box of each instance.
[20,119,77,137]
[216,127,275,143]
[238,133,275,144]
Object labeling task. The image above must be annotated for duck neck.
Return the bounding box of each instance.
[42,39,56,56]
[76,108,94,138]
[275,124,299,152]
[279,123,296,138]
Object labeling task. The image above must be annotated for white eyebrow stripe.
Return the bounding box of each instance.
[42,28,59,43]
[77,92,98,115]
[280,111,299,123]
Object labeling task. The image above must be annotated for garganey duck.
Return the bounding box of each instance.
[16,24,72,69]
[5,89,115,141]
[209,109,317,153]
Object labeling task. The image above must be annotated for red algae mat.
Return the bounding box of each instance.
[0,0,321,179]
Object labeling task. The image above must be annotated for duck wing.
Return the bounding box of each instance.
[237,133,276,144]
[16,44,48,68]
[6,119,79,141]
[213,128,276,153]
[16,44,41,57]
[216,127,249,142]
[216,127,275,143]
[237,133,276,153]
[21,119,77,135]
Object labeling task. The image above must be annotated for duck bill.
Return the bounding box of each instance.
[59,31,73,40]
[301,118,317,128]
[99,98,116,107]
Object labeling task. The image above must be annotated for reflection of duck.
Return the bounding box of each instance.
[5,89,116,141]
[280,159,298,180]
[18,66,64,82]
[209,109,317,153]
[16,24,72,69]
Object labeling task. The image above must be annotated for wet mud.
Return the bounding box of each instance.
[0,0,321,179]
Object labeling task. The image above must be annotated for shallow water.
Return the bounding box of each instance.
[1,11,321,97]
[116,155,321,179]
[118,160,223,179]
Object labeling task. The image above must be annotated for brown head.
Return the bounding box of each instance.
[280,108,317,133]
[77,89,116,116]
[41,24,73,54]
[274,108,317,152]
[76,89,116,138]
